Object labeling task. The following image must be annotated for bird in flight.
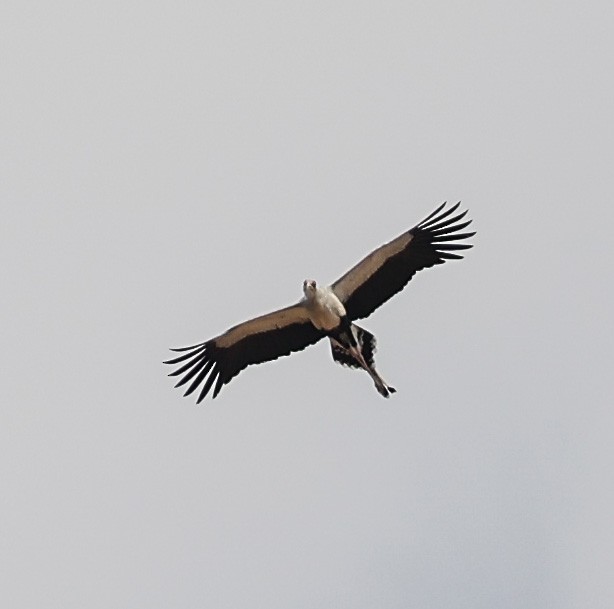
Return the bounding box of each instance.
[165,202,475,401]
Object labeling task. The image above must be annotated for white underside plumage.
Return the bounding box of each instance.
[303,285,346,331]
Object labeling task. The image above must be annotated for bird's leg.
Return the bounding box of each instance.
[348,344,396,398]
[332,323,396,398]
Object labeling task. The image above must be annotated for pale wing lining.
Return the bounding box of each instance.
[215,303,312,348]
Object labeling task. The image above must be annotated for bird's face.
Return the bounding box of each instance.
[303,279,317,298]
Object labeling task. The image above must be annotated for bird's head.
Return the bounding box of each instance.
[303,279,317,298]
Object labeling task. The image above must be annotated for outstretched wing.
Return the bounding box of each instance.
[331,202,475,321]
[165,304,325,402]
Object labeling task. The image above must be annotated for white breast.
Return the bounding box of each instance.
[306,286,346,331]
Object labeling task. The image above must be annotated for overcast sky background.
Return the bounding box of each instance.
[2,1,613,608]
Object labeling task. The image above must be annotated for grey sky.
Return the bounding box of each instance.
[2,1,613,608]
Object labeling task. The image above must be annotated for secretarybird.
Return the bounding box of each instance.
[165,202,475,401]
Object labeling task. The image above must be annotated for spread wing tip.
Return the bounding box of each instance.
[417,201,463,229]
[168,341,207,353]
[163,340,220,403]
[415,203,476,259]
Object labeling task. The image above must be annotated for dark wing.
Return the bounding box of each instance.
[331,202,475,320]
[165,304,325,402]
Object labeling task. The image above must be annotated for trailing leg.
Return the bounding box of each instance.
[329,324,396,398]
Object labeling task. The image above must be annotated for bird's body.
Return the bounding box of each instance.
[302,281,346,331]
[165,202,475,401]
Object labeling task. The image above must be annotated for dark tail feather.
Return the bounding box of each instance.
[330,325,377,368]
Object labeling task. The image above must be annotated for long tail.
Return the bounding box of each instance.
[330,325,396,398]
